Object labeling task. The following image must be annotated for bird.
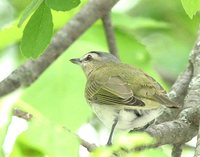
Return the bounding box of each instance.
[70,51,179,145]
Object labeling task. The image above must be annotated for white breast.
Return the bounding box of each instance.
[92,103,163,130]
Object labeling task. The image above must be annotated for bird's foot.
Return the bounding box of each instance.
[129,120,155,133]
[106,140,112,146]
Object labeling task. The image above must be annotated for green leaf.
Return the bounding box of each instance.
[141,32,190,78]
[10,143,44,157]
[10,118,79,157]
[181,0,200,19]
[91,133,167,157]
[0,21,24,50]
[45,0,80,11]
[0,8,79,51]
[124,149,169,157]
[115,28,151,67]
[20,2,53,58]
[114,28,168,89]
[18,0,44,27]
[90,147,113,157]
[112,13,170,30]
[115,132,155,149]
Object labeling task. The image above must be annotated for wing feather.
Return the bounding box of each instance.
[86,76,145,107]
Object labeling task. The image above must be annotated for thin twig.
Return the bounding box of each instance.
[13,109,97,152]
[63,126,97,152]
[79,137,97,152]
[13,108,33,121]
[102,13,118,58]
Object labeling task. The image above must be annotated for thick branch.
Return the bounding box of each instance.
[156,64,192,123]
[156,52,193,124]
[146,116,198,146]
[146,28,200,149]
[102,13,118,58]
[0,0,119,97]
[194,121,200,157]
[169,63,193,104]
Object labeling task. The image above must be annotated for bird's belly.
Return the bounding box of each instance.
[91,104,163,130]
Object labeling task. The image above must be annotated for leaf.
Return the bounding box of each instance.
[181,0,200,19]
[10,118,79,157]
[91,133,167,157]
[0,9,79,51]
[123,149,169,157]
[45,0,80,11]
[0,21,24,50]
[112,13,170,30]
[141,32,190,77]
[18,0,44,27]
[90,147,113,157]
[115,28,151,67]
[20,2,53,58]
[115,132,155,149]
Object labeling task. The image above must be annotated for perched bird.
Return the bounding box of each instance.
[70,51,178,145]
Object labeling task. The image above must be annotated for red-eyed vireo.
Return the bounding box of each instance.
[70,51,179,145]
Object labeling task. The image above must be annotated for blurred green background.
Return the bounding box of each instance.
[0,0,199,156]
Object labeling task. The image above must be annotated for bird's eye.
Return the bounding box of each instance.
[85,55,92,61]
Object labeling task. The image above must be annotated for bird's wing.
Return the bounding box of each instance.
[134,73,179,108]
[86,76,145,107]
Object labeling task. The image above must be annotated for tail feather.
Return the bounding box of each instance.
[154,94,180,108]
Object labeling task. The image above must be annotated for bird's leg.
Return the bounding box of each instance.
[107,118,118,146]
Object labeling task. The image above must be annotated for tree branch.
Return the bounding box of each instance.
[0,0,119,97]
[171,144,182,157]
[13,108,33,121]
[156,63,193,124]
[2,0,200,155]
[146,117,198,147]
[194,121,200,157]
[144,28,200,156]
[102,13,118,58]
[14,108,97,152]
[79,137,97,152]
[169,63,193,104]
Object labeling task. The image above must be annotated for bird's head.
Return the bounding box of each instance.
[70,51,119,76]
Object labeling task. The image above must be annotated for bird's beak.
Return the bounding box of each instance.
[70,58,81,65]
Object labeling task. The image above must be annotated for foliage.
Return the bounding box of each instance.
[46,0,80,11]
[181,0,200,19]
[10,112,79,157]
[19,0,80,58]
[20,2,53,58]
[91,133,168,157]
[0,0,199,156]
[18,0,43,27]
